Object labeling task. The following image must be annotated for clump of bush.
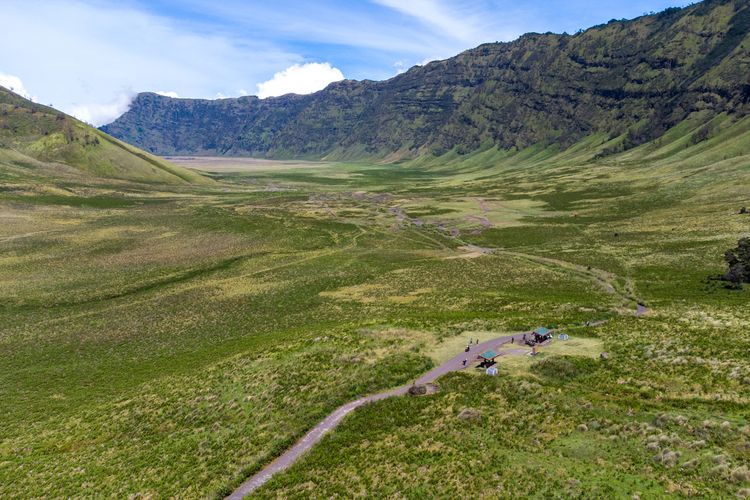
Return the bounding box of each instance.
[457,408,482,421]
[732,466,750,484]
[654,449,680,467]
[721,238,750,288]
[689,439,706,449]
[681,457,700,470]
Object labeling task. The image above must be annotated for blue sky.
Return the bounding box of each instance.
[0,0,694,125]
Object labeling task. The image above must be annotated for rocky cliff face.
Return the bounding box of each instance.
[102,0,750,159]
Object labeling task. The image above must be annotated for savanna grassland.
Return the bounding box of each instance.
[1,126,749,499]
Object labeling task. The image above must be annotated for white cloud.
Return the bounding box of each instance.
[256,63,344,99]
[0,0,300,125]
[0,73,32,99]
[0,0,522,125]
[70,91,134,126]
[156,90,179,98]
[373,0,488,44]
[182,1,454,56]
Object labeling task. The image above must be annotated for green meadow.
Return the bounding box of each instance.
[1,125,749,497]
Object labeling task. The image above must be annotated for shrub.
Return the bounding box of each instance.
[722,238,750,288]
[655,449,678,467]
[732,466,750,484]
[457,408,482,421]
[681,458,700,470]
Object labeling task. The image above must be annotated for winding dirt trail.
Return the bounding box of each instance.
[226,333,521,499]
[227,247,649,498]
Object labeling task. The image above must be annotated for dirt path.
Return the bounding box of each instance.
[227,245,649,498]
[488,249,643,311]
[226,333,521,499]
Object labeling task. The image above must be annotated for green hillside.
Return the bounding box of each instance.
[0,86,210,185]
[1,122,749,497]
[103,0,750,160]
[1,0,749,498]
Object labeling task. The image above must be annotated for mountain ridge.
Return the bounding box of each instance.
[102,0,750,160]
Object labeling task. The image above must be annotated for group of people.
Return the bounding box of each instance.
[459,331,549,368]
[462,337,480,366]
[465,338,479,351]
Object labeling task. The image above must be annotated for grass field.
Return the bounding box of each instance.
[1,135,749,498]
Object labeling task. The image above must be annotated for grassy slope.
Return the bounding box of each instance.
[0,86,210,186]
[0,113,748,497]
[248,121,750,497]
